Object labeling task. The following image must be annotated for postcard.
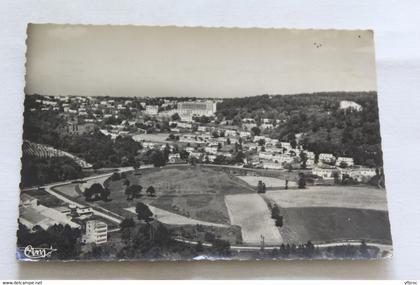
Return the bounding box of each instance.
[17,24,392,261]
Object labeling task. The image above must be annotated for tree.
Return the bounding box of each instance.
[271,204,280,219]
[298,173,306,189]
[126,184,143,200]
[179,150,189,160]
[359,240,370,258]
[285,179,289,190]
[151,150,166,167]
[101,187,111,201]
[135,202,153,222]
[171,113,181,121]
[257,180,266,193]
[146,186,156,197]
[195,241,204,253]
[339,161,348,168]
[84,183,105,201]
[111,172,121,181]
[162,144,171,162]
[188,155,199,165]
[251,126,261,136]
[211,239,231,256]
[299,151,308,169]
[120,217,135,240]
[333,171,341,184]
[275,216,283,227]
[120,217,135,229]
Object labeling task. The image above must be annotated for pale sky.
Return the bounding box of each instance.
[25,24,377,98]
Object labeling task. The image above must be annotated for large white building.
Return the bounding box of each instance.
[82,220,108,245]
[177,100,217,120]
[339,100,363,112]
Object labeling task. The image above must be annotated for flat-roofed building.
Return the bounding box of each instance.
[82,220,108,245]
[177,100,216,117]
[19,196,81,231]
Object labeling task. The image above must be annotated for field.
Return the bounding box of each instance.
[237,176,298,189]
[264,185,392,245]
[134,165,253,195]
[95,165,253,223]
[277,207,392,244]
[51,165,391,248]
[265,186,388,211]
[225,193,282,245]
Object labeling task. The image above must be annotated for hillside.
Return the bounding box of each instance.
[216,92,383,167]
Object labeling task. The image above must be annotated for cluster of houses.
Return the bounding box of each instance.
[19,193,108,245]
[32,96,377,184]
[135,117,378,184]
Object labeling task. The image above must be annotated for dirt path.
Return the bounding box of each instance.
[225,193,283,245]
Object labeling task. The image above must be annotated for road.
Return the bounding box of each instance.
[174,237,392,255]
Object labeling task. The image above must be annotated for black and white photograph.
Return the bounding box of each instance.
[17,24,392,261]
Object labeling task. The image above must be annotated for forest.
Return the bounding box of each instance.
[216,92,383,167]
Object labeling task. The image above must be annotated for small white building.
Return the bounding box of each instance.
[145,105,159,115]
[224,129,238,137]
[262,161,283,169]
[82,220,108,245]
[168,153,181,163]
[279,142,292,149]
[319,153,336,163]
[253,135,267,143]
[312,165,339,179]
[339,100,363,112]
[204,146,218,154]
[259,152,274,160]
[239,131,251,138]
[336,157,354,167]
[260,123,274,130]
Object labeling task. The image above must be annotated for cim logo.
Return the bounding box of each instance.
[23,245,57,259]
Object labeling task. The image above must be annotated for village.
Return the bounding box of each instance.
[17,93,389,261]
[28,95,379,186]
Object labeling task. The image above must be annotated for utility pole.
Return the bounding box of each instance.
[260,234,265,251]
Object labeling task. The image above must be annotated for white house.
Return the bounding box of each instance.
[204,146,218,154]
[279,142,292,149]
[259,152,274,160]
[168,153,181,163]
[253,135,267,143]
[312,165,339,179]
[319,153,336,163]
[339,100,363,112]
[82,220,108,245]
[224,129,237,137]
[262,161,283,169]
[336,157,354,167]
[145,105,159,115]
[239,131,251,138]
